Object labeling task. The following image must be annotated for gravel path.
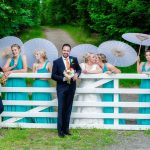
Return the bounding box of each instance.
[44,27,150,150]
[44,27,76,56]
[104,131,150,150]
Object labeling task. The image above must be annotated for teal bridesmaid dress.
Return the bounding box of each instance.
[4,55,30,123]
[32,61,56,123]
[102,64,125,125]
[137,62,150,125]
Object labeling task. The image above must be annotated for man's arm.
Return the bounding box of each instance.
[51,60,64,82]
[75,57,82,77]
[0,67,4,73]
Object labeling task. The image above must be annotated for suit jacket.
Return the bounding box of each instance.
[0,67,3,72]
[51,56,81,88]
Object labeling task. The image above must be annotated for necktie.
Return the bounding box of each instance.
[65,58,70,70]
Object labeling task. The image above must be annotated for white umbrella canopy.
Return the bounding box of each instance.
[23,38,58,68]
[0,36,23,66]
[71,44,98,63]
[122,33,150,46]
[97,40,137,67]
[122,33,150,55]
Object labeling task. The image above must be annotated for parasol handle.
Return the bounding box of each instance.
[138,45,142,56]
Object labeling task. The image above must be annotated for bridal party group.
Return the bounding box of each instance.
[0,39,150,126]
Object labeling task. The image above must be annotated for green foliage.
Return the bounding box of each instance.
[42,0,150,48]
[1,0,149,44]
[41,0,77,25]
[20,26,46,42]
[87,0,150,42]
[0,0,41,37]
[119,64,140,87]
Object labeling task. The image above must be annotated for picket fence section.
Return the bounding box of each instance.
[0,73,150,130]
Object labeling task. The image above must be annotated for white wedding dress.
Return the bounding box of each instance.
[74,63,102,125]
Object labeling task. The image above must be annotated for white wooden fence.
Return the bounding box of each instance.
[0,73,150,130]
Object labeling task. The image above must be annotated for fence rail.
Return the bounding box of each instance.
[0,73,150,130]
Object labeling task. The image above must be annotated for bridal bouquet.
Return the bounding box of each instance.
[0,72,7,86]
[63,68,75,84]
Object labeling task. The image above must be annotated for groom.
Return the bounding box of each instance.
[51,44,81,137]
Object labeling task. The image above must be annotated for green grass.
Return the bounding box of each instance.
[50,24,100,45]
[20,26,46,42]
[0,128,117,150]
[0,128,149,150]
[144,129,150,135]
[119,64,140,87]
[120,130,139,137]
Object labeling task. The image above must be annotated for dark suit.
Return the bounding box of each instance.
[51,56,81,134]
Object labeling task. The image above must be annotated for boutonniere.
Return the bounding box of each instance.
[70,58,75,65]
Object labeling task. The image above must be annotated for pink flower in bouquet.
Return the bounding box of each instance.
[63,68,75,84]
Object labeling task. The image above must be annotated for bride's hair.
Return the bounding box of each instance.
[84,52,93,63]
[34,50,47,60]
[97,53,107,63]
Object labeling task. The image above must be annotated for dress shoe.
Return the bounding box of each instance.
[58,132,65,138]
[64,131,72,135]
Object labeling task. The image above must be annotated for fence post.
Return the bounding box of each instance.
[114,79,119,125]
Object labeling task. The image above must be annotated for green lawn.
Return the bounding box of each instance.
[0,128,116,150]
[0,128,149,150]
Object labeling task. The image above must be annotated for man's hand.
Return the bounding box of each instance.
[72,73,78,81]
[63,76,70,81]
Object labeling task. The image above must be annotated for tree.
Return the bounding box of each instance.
[0,0,41,37]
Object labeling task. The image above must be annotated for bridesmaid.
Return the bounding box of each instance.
[137,50,150,125]
[32,50,56,123]
[3,44,30,122]
[96,53,125,125]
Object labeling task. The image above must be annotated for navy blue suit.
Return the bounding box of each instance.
[51,56,81,133]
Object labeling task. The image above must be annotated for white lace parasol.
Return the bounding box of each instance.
[23,38,58,68]
[0,36,23,66]
[70,44,98,63]
[98,40,137,67]
[122,33,150,55]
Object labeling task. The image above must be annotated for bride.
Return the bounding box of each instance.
[74,53,102,125]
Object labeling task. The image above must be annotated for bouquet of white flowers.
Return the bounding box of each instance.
[63,68,75,84]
